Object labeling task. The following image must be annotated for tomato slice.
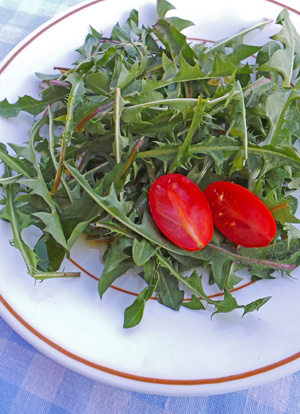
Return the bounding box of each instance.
[149,174,213,251]
[204,181,276,247]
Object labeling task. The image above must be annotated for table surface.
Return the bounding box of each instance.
[1,0,300,413]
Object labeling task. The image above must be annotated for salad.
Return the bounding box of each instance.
[0,0,300,328]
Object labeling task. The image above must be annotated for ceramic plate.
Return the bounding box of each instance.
[1,0,300,397]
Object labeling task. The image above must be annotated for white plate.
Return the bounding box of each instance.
[1,0,300,397]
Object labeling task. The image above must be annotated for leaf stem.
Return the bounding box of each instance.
[75,100,114,133]
[51,74,84,198]
[48,106,73,202]
[114,87,122,164]
[113,138,144,185]
[208,243,296,270]
[32,272,81,280]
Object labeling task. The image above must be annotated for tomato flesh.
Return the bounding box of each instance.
[149,174,213,251]
[204,181,276,247]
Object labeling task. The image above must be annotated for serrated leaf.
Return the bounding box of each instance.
[0,147,34,178]
[182,294,205,310]
[0,86,68,118]
[211,288,239,316]
[242,297,271,316]
[0,185,40,274]
[259,9,297,87]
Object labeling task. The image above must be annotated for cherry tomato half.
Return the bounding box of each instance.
[204,181,276,248]
[149,174,213,251]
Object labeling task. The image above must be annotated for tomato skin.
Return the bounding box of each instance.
[149,174,213,251]
[204,181,277,248]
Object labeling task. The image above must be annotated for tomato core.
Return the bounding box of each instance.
[149,174,213,251]
[204,181,277,247]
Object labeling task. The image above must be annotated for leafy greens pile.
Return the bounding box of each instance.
[1,0,300,328]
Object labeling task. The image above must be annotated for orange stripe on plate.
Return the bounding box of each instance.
[1,292,300,385]
[0,0,299,388]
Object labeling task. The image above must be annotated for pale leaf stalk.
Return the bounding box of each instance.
[114,87,122,164]
[48,106,73,202]
[51,75,84,197]
[238,81,248,163]
[32,272,81,280]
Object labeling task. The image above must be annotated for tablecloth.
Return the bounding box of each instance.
[1,0,300,413]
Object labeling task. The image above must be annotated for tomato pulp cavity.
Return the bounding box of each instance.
[149,174,213,251]
[204,181,277,247]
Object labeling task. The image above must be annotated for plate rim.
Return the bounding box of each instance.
[1,0,300,396]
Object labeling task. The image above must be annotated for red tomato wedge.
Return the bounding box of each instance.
[204,181,277,248]
[149,174,213,251]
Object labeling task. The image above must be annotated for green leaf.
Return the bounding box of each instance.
[132,238,155,266]
[0,86,68,118]
[156,266,184,310]
[259,9,297,87]
[98,236,133,297]
[211,288,240,316]
[165,16,194,32]
[85,72,111,94]
[242,297,271,316]
[168,96,205,173]
[157,0,175,19]
[153,20,195,64]
[19,177,69,252]
[264,193,300,225]
[123,257,158,328]
[0,146,34,178]
[123,288,148,328]
[0,185,39,275]
[182,294,205,310]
